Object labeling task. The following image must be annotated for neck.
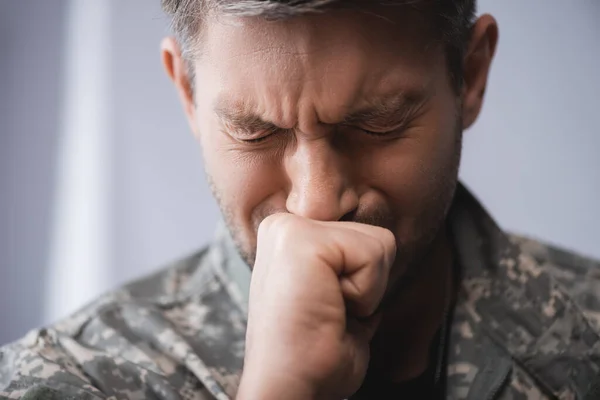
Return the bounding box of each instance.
[367,226,455,384]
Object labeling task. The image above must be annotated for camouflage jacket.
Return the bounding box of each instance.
[2,185,600,400]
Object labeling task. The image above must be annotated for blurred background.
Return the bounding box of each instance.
[0,0,598,345]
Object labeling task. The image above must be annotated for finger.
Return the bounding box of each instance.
[347,312,383,343]
[326,228,390,317]
[323,221,397,274]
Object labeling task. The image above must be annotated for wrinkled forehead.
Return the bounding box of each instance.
[198,4,438,61]
[192,6,445,125]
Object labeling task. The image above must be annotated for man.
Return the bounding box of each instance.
[1,0,600,398]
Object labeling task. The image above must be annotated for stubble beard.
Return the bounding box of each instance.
[209,123,463,290]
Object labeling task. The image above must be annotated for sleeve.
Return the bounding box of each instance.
[0,330,107,399]
[0,322,218,400]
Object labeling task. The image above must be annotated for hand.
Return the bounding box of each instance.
[237,213,396,400]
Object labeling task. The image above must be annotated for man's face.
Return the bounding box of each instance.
[187,6,463,287]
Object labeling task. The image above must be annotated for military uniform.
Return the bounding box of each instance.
[2,185,600,399]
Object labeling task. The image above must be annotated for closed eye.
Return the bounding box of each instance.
[361,129,395,137]
[223,119,281,143]
[239,133,274,143]
[234,127,290,144]
[358,124,410,139]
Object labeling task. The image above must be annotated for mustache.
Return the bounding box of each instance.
[341,206,394,232]
[252,203,395,236]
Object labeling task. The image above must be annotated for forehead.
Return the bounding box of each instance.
[193,6,445,125]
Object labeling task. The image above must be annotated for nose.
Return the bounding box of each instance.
[285,139,359,221]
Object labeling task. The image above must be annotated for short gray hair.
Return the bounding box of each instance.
[161,0,476,90]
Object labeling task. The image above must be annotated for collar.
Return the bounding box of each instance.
[208,183,600,399]
[446,184,600,399]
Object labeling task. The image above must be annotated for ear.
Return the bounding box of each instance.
[161,37,198,135]
[461,14,499,129]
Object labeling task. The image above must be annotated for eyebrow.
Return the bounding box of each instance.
[214,101,282,134]
[213,90,430,133]
[342,91,430,129]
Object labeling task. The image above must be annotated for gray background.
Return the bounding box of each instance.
[1,0,598,345]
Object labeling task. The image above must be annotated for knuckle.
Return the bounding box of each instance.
[258,213,292,240]
[364,234,389,270]
[378,229,396,268]
[380,228,396,252]
[258,213,310,254]
[349,270,385,317]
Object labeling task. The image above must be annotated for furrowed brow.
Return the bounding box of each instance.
[214,101,281,133]
[342,92,429,128]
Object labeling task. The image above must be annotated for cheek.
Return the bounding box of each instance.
[362,112,459,220]
[198,121,286,228]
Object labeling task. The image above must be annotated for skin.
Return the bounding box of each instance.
[162,4,498,398]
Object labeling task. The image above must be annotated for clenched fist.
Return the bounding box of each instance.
[237,213,396,400]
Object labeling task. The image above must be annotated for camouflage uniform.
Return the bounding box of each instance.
[2,184,600,399]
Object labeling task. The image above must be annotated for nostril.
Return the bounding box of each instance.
[339,208,357,222]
